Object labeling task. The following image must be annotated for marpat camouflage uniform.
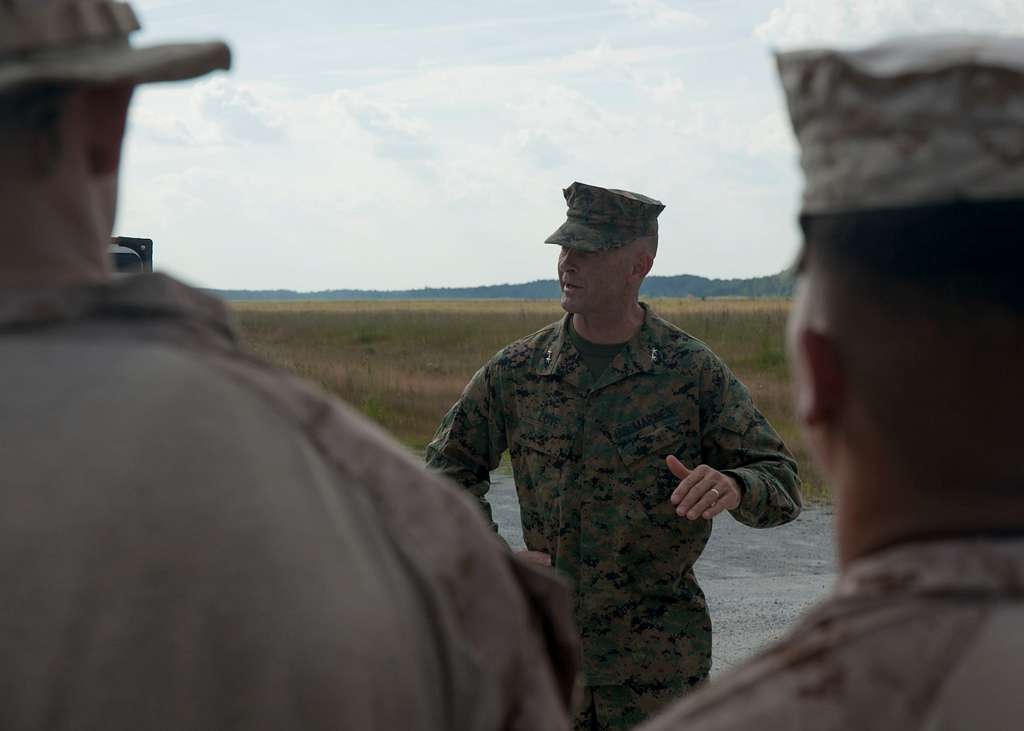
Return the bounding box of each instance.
[426,304,801,728]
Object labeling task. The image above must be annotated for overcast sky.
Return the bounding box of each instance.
[119,0,1024,291]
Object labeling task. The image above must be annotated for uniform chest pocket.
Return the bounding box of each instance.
[613,417,682,467]
[514,415,574,459]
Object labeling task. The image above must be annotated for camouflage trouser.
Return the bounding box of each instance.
[573,679,702,731]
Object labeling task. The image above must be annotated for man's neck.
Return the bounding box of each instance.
[0,179,112,288]
[836,471,1024,569]
[571,302,645,344]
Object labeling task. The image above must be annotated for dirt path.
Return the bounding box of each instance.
[489,475,836,675]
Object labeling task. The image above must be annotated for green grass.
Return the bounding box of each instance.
[233,298,828,501]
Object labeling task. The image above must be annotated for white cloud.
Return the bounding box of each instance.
[612,0,708,30]
[132,107,196,146]
[119,14,804,291]
[539,41,685,75]
[743,111,795,157]
[503,129,570,170]
[757,0,1024,48]
[131,79,286,147]
[642,72,687,104]
[196,79,287,144]
[332,91,435,160]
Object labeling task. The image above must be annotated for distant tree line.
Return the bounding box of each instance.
[210,270,794,301]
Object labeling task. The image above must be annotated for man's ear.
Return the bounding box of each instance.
[632,250,654,281]
[82,84,134,176]
[793,329,845,427]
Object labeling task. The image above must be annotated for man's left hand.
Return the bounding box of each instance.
[666,455,742,520]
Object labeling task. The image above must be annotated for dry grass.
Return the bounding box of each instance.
[233,298,827,500]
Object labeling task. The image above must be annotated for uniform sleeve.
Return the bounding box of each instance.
[425,360,509,531]
[699,354,802,528]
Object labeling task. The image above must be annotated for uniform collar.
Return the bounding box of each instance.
[836,537,1024,600]
[537,302,664,389]
[0,273,237,344]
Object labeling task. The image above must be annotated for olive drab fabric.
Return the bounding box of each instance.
[636,539,1024,730]
[0,274,579,731]
[426,305,801,694]
[544,182,665,252]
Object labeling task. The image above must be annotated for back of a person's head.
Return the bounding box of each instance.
[0,1,230,287]
[799,200,1022,485]
[780,35,1024,496]
[0,1,224,175]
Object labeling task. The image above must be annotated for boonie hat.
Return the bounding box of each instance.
[0,0,230,94]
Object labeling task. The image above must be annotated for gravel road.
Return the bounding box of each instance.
[489,474,837,675]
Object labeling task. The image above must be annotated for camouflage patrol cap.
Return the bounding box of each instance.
[545,181,665,252]
[778,34,1024,215]
[0,0,230,94]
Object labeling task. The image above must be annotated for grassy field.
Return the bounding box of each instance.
[233,298,826,500]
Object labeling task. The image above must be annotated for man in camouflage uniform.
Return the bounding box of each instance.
[427,181,802,729]
[639,34,1024,731]
[0,2,578,729]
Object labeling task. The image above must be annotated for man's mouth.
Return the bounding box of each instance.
[563,282,582,291]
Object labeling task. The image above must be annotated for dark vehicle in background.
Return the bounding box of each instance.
[109,236,154,274]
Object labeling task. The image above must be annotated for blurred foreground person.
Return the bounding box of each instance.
[0,2,577,729]
[640,34,1024,731]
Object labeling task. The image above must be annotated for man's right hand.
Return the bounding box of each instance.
[515,550,552,567]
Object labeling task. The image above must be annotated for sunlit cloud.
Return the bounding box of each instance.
[757,0,1024,47]
[120,1,1014,290]
[611,0,708,30]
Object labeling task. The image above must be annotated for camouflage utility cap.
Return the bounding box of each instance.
[545,181,665,252]
[0,0,230,93]
[778,34,1024,215]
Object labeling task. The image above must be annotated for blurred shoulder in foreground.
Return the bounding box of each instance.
[639,33,1024,731]
[0,2,578,729]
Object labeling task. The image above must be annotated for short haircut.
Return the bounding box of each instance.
[799,199,1024,314]
[0,83,71,172]
[800,199,1023,486]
